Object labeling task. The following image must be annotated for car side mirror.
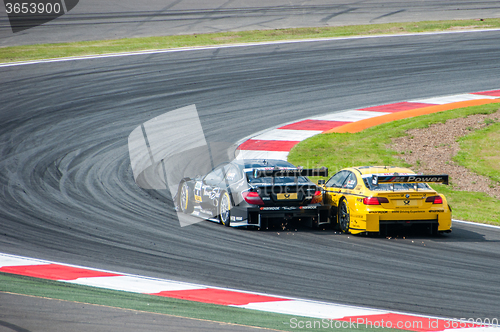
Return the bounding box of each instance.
[317,179,325,185]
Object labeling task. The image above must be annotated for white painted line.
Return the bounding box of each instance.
[235,299,389,320]
[64,275,206,293]
[253,129,323,141]
[452,219,500,230]
[310,110,391,122]
[235,150,289,160]
[2,28,500,68]
[409,94,498,105]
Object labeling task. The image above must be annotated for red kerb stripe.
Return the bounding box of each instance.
[278,120,349,131]
[473,89,500,97]
[359,102,435,113]
[238,140,299,151]
[151,288,289,306]
[0,264,122,280]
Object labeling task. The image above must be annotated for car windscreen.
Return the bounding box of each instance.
[362,177,430,191]
[245,172,310,185]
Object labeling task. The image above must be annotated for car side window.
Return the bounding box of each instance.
[223,164,243,184]
[204,167,224,186]
[326,171,349,188]
[342,172,357,189]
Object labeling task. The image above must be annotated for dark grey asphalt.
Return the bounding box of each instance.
[1,0,500,46]
[1,30,500,324]
[0,292,273,332]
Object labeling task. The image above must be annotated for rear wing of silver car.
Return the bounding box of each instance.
[253,167,328,178]
[371,174,449,186]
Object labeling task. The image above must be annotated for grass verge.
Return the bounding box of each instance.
[0,272,398,332]
[288,103,500,225]
[1,19,500,63]
[454,121,500,183]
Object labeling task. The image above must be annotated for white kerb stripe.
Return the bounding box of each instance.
[235,150,290,160]
[252,129,323,141]
[234,300,389,320]
[310,110,391,122]
[409,94,498,105]
[0,254,48,267]
[64,275,206,293]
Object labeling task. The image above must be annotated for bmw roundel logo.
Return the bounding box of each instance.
[405,194,410,198]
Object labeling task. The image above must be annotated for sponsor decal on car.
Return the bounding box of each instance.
[391,210,426,213]
[299,206,317,210]
[203,187,220,200]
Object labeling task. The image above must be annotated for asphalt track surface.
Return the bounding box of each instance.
[2,0,500,46]
[2,29,500,326]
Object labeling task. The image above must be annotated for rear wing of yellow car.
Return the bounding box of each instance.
[253,167,328,178]
[371,174,449,186]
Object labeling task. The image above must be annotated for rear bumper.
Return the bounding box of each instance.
[358,210,452,234]
[230,205,331,228]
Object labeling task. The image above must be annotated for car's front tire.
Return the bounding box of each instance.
[338,199,350,233]
[178,181,194,214]
[219,192,231,227]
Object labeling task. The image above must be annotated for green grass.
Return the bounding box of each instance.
[288,102,500,225]
[1,18,500,63]
[432,185,500,224]
[454,121,500,184]
[0,272,399,332]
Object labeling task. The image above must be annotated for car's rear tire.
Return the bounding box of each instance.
[338,199,350,233]
[219,192,231,227]
[178,181,194,214]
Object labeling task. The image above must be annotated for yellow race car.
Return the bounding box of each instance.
[321,166,452,235]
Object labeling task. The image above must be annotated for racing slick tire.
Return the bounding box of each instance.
[338,199,350,234]
[178,181,194,214]
[219,191,231,227]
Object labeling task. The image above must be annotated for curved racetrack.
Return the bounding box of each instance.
[1,30,500,320]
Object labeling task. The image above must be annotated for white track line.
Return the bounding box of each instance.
[452,219,500,230]
[2,29,500,68]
